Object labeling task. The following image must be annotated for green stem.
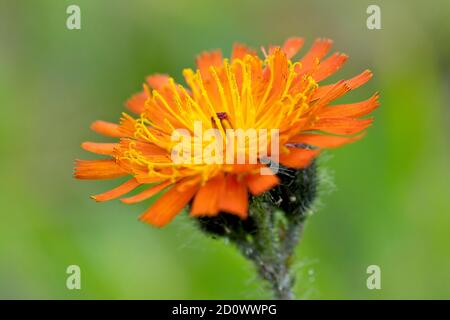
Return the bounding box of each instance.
[234,194,306,300]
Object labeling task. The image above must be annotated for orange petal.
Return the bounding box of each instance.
[231,164,262,173]
[92,178,141,202]
[231,43,257,60]
[279,148,319,168]
[312,70,373,101]
[318,94,380,118]
[217,175,248,219]
[74,159,127,180]
[310,117,373,135]
[299,38,333,70]
[196,50,223,78]
[90,120,125,138]
[288,133,365,149]
[282,37,304,59]
[246,173,280,196]
[313,53,348,82]
[126,91,148,114]
[119,113,138,137]
[121,180,172,204]
[347,69,373,89]
[263,48,289,100]
[134,175,167,184]
[313,80,351,107]
[118,138,168,157]
[146,74,170,90]
[139,183,198,227]
[190,176,226,217]
[81,142,117,155]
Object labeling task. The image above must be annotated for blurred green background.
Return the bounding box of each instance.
[1,0,449,299]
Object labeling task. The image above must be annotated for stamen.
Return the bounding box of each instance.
[216,112,228,120]
[261,46,268,58]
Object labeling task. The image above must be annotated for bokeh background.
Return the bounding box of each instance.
[1,0,449,299]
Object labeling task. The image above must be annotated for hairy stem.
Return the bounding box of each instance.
[234,194,307,300]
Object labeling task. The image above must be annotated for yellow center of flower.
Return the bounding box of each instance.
[119,50,318,184]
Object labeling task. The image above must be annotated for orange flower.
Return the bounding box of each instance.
[74,37,379,227]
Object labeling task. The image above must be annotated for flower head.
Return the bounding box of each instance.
[75,37,379,227]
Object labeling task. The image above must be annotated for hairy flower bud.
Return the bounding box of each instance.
[195,212,256,238]
[269,161,317,218]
